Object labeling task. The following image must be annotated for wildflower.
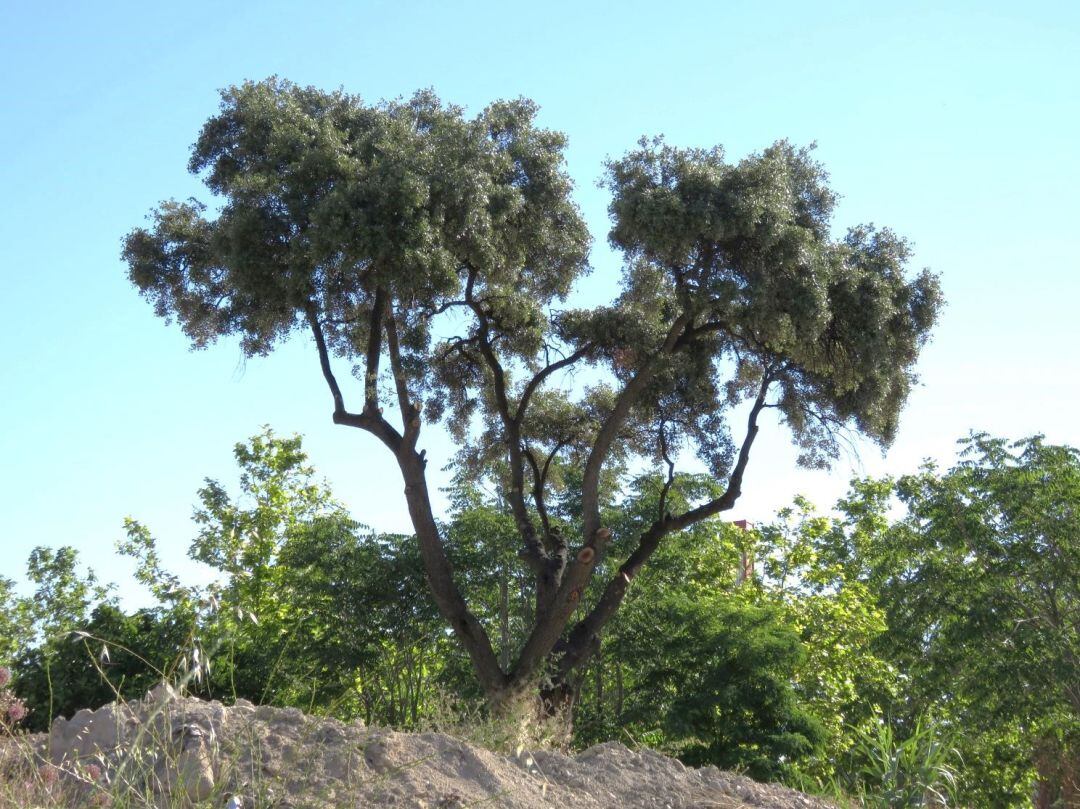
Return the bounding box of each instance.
[6,700,27,723]
[85,763,103,781]
[0,667,10,688]
[38,763,60,786]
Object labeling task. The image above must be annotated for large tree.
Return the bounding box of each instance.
[122,78,941,709]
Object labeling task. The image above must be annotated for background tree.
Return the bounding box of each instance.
[17,428,1076,802]
[6,546,114,729]
[825,436,1080,807]
[753,497,898,780]
[0,577,32,670]
[14,603,190,732]
[120,429,455,723]
[122,78,941,709]
[572,476,828,780]
[5,432,451,729]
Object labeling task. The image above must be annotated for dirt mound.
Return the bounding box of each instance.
[16,686,834,808]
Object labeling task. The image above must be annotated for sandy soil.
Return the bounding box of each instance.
[6,687,836,808]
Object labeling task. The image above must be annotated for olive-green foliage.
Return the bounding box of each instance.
[119,78,941,716]
[121,78,941,487]
[602,141,940,467]
[122,79,588,372]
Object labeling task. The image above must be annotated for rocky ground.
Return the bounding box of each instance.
[2,687,837,808]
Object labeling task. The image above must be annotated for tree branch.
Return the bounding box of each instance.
[464,268,547,571]
[656,423,676,523]
[580,312,692,540]
[307,306,346,415]
[383,305,421,452]
[313,297,506,696]
[516,343,594,426]
[523,446,553,544]
[552,377,772,680]
[306,306,403,453]
[364,287,385,411]
[507,312,695,690]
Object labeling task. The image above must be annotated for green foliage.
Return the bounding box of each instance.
[14,604,191,732]
[828,435,1080,806]
[25,428,1080,804]
[754,500,898,779]
[632,593,825,781]
[24,546,110,643]
[183,429,351,706]
[841,715,962,808]
[0,578,32,669]
[274,519,454,724]
[2,547,113,729]
[571,478,832,778]
[118,428,455,725]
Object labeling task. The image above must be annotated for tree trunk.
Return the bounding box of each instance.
[538,679,578,720]
[1033,742,1080,809]
[499,573,510,671]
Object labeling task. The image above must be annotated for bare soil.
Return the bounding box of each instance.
[4,687,837,808]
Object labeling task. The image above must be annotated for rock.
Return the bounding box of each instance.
[153,723,216,803]
[49,701,139,766]
[145,682,179,706]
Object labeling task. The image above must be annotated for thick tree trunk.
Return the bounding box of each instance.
[313,297,769,720]
[397,451,508,697]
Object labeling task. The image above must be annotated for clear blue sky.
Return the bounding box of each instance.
[2,0,1077,604]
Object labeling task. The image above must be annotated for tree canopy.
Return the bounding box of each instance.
[123,78,941,705]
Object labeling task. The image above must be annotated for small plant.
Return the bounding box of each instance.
[0,667,28,734]
[843,714,962,808]
[421,688,571,756]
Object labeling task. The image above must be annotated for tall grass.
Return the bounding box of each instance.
[794,714,963,808]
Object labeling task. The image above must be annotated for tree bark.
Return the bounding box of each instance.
[499,573,510,671]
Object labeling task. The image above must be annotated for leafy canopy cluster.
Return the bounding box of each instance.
[125,79,938,470]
